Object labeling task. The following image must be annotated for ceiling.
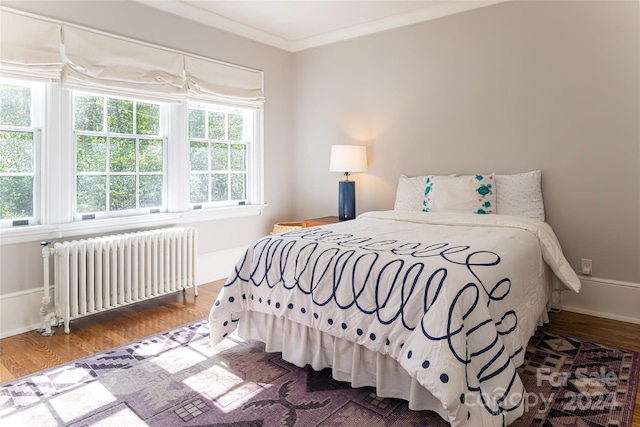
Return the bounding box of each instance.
[133,0,509,52]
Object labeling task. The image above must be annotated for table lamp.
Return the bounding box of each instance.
[329,145,367,221]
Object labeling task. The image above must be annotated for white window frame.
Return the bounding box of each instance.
[0,79,44,229]
[187,102,258,210]
[0,81,266,246]
[71,91,169,221]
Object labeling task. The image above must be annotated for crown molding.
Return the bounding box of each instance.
[134,0,511,53]
[134,0,294,51]
[291,0,510,52]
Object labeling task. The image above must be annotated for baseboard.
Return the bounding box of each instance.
[0,287,54,339]
[552,276,640,325]
[0,246,248,339]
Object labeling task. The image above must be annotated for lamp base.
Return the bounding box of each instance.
[338,180,356,221]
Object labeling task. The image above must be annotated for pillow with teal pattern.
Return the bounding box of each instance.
[422,174,496,214]
[394,174,432,211]
[394,174,458,211]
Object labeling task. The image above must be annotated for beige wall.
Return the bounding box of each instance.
[0,1,294,295]
[1,0,638,316]
[291,0,640,283]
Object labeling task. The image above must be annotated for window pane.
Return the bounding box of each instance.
[77,175,106,213]
[139,174,162,208]
[0,84,31,127]
[136,102,160,135]
[107,98,133,134]
[228,113,243,141]
[140,139,163,172]
[190,141,209,171]
[0,131,33,173]
[189,109,205,139]
[230,174,245,201]
[211,143,228,170]
[110,175,136,211]
[0,176,33,219]
[77,135,107,172]
[230,144,245,172]
[190,174,208,203]
[75,95,104,132]
[110,137,135,172]
[211,173,228,201]
[208,111,225,140]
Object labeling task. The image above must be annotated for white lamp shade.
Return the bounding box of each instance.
[329,145,368,173]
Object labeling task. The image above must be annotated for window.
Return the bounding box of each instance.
[0,11,265,244]
[0,80,41,227]
[0,81,263,242]
[189,102,254,208]
[73,93,165,219]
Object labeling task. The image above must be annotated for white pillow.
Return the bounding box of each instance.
[495,170,545,221]
[423,174,496,214]
[394,174,431,211]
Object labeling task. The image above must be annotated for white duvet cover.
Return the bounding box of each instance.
[209,211,581,426]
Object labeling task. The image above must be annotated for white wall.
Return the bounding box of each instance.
[0,2,294,304]
[291,0,640,285]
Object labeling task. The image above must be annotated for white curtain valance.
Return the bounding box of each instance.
[185,55,264,103]
[0,10,265,104]
[61,26,185,101]
[0,11,62,80]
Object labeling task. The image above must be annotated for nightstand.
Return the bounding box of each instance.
[302,216,341,228]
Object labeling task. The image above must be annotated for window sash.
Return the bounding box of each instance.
[0,128,40,227]
[188,103,253,208]
[73,92,168,219]
[0,79,42,227]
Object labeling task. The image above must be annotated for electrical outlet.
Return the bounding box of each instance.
[580,258,592,275]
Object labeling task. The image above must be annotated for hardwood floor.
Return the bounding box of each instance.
[0,279,223,382]
[1,280,638,426]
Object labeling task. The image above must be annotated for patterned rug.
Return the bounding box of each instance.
[0,320,637,426]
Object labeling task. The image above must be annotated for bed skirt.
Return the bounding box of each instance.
[237,306,552,425]
[238,311,452,421]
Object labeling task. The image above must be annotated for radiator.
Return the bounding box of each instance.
[41,227,197,334]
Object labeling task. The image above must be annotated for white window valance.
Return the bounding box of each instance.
[184,55,264,104]
[0,11,62,80]
[61,26,186,101]
[0,10,265,104]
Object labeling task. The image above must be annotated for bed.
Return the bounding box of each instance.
[208,172,581,426]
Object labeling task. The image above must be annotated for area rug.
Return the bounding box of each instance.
[0,320,638,426]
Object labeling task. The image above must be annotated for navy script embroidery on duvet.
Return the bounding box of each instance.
[220,226,524,420]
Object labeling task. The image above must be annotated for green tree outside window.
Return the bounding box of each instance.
[0,83,36,220]
[74,93,164,216]
[189,104,249,206]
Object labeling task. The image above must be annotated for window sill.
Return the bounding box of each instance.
[0,204,267,246]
